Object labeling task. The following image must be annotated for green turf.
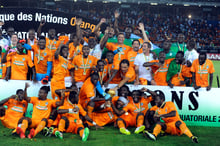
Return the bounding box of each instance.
[0,123,220,146]
[212,61,220,88]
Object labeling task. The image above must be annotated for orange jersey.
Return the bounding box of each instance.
[78,77,96,108]
[106,43,131,53]
[52,55,70,82]
[58,100,87,120]
[7,52,34,80]
[104,60,114,82]
[0,53,7,79]
[68,43,83,60]
[30,97,57,121]
[151,59,172,86]
[154,101,181,123]
[98,70,108,85]
[129,96,153,116]
[46,38,61,56]
[69,55,97,82]
[1,99,27,129]
[31,45,52,74]
[127,50,139,68]
[58,36,69,45]
[191,59,215,87]
[111,66,136,84]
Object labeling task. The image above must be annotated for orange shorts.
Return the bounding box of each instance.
[65,118,84,134]
[89,111,116,127]
[120,114,136,127]
[165,121,183,135]
[1,118,18,129]
[30,118,42,128]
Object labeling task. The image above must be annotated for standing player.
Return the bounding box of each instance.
[191,52,215,91]
[143,51,172,86]
[16,83,65,139]
[4,41,37,81]
[143,93,198,143]
[166,51,188,88]
[30,36,52,81]
[51,45,70,99]
[69,45,97,87]
[182,39,199,86]
[134,42,154,85]
[127,40,141,68]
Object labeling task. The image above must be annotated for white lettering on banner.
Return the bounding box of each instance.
[35,13,68,25]
[0,14,15,22]
[0,79,220,127]
[17,12,32,21]
[207,53,220,60]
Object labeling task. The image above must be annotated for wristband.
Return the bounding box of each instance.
[69,109,73,113]
[92,121,97,126]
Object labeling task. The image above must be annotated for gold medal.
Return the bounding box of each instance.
[82,55,89,75]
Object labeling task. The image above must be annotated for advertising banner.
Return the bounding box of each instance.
[0,8,99,38]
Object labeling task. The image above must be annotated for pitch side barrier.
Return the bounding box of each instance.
[0,79,219,127]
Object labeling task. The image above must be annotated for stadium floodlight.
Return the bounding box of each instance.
[74,0,77,2]
[150,3,158,5]
[188,14,192,19]
[184,4,190,6]
[118,1,121,4]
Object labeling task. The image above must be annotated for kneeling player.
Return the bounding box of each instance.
[55,91,103,141]
[143,93,198,143]
[16,83,65,139]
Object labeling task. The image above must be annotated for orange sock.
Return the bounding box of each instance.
[179,123,193,138]
[58,119,66,132]
[34,121,46,137]
[47,119,53,127]
[53,128,58,135]
[21,119,28,133]
[117,120,125,129]
[79,129,84,137]
[153,124,162,137]
[137,115,144,127]
[87,106,94,117]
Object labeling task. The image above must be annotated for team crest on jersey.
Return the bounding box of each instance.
[54,41,56,44]
[23,103,26,107]
[206,66,209,69]
[165,108,167,112]
[89,60,92,64]
[141,103,143,106]
[166,64,168,67]
[23,58,25,61]
[44,53,47,56]
[45,102,48,105]
[170,53,172,56]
